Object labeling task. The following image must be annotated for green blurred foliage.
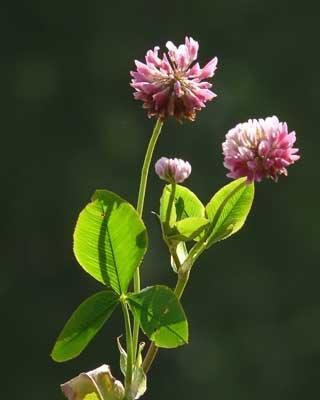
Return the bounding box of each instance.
[1,0,319,399]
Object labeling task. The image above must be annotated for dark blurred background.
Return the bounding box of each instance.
[2,0,319,398]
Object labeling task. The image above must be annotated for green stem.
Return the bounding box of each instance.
[136,117,164,216]
[165,182,176,228]
[170,246,181,272]
[142,267,190,373]
[141,341,158,375]
[121,300,134,400]
[133,117,164,360]
[175,268,190,300]
[184,233,207,267]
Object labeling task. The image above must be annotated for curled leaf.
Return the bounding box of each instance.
[61,365,124,400]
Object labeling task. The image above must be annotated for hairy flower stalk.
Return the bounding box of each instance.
[131,37,218,121]
[222,116,300,182]
[155,157,192,183]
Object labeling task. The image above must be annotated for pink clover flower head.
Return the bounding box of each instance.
[222,116,300,182]
[155,157,192,183]
[131,36,218,121]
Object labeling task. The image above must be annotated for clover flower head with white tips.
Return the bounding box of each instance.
[131,36,218,121]
[222,116,300,182]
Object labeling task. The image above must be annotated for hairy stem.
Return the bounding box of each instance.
[133,117,164,360]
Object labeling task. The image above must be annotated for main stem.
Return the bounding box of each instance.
[121,301,133,399]
[133,117,164,359]
[142,182,190,373]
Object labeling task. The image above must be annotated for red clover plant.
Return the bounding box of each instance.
[50,36,300,400]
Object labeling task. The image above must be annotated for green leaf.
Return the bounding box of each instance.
[128,285,188,349]
[61,364,125,400]
[51,291,119,362]
[160,184,205,224]
[74,190,148,293]
[168,217,210,241]
[205,178,254,246]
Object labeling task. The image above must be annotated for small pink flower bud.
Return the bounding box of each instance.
[222,116,300,182]
[131,36,218,121]
[155,157,192,183]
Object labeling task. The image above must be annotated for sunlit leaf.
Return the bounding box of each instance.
[160,184,205,224]
[74,190,148,293]
[205,178,254,246]
[168,217,210,241]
